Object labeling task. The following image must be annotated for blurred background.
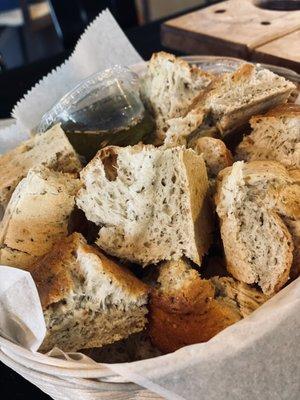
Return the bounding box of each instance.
[0,0,217,71]
[0,0,222,118]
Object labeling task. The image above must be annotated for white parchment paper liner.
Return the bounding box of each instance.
[0,265,300,400]
[12,9,142,132]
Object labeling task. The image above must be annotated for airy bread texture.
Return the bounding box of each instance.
[203,64,295,137]
[82,331,161,363]
[236,104,300,169]
[140,51,213,142]
[163,63,295,146]
[149,259,267,353]
[191,136,233,178]
[31,233,148,353]
[0,166,80,269]
[215,161,300,295]
[76,144,212,266]
[0,124,81,218]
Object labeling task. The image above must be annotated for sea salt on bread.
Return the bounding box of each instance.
[140,51,213,143]
[149,259,267,353]
[76,144,212,266]
[215,161,300,295]
[236,104,300,169]
[0,166,80,269]
[163,63,295,146]
[31,233,148,353]
[0,124,81,219]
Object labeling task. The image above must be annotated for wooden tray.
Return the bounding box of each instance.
[161,0,300,72]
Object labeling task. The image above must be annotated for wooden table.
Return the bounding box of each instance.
[162,0,300,72]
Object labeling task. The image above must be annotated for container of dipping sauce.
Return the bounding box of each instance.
[37,65,155,161]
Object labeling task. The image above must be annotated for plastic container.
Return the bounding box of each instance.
[37,65,154,161]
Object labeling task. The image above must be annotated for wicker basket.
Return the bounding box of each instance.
[0,336,163,399]
[1,57,299,400]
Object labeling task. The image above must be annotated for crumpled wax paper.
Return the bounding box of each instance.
[12,9,142,132]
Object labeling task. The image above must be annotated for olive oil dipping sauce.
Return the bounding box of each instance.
[37,66,155,162]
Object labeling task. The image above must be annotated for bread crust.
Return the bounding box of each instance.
[31,233,148,309]
[254,103,300,120]
[192,137,233,177]
[31,232,149,353]
[203,63,295,136]
[0,166,80,269]
[149,296,241,354]
[149,258,268,353]
[149,282,241,353]
[163,63,295,146]
[76,144,212,266]
[141,51,213,143]
[215,161,297,294]
[0,124,81,217]
[236,104,300,169]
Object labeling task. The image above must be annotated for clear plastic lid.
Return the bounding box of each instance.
[182,55,300,83]
[37,65,145,133]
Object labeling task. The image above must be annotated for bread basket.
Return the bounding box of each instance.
[0,56,300,400]
[0,336,162,399]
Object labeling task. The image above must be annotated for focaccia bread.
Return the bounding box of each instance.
[236,104,300,169]
[140,51,213,143]
[191,136,233,178]
[163,63,295,146]
[203,64,295,137]
[215,161,300,295]
[0,124,81,218]
[0,166,80,269]
[31,233,149,353]
[149,259,267,353]
[76,144,212,266]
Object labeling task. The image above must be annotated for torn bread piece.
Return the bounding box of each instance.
[203,64,295,137]
[76,144,212,266]
[163,63,295,146]
[0,124,81,218]
[192,136,233,178]
[276,176,300,280]
[163,107,207,147]
[148,259,267,353]
[215,161,300,295]
[236,104,300,169]
[140,51,213,143]
[0,166,80,269]
[31,233,148,353]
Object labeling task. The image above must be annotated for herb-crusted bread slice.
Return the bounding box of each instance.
[215,161,300,295]
[31,233,149,353]
[148,259,266,353]
[0,166,80,269]
[0,124,81,219]
[236,104,300,169]
[163,63,295,146]
[140,51,213,143]
[76,144,212,266]
[191,136,233,178]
